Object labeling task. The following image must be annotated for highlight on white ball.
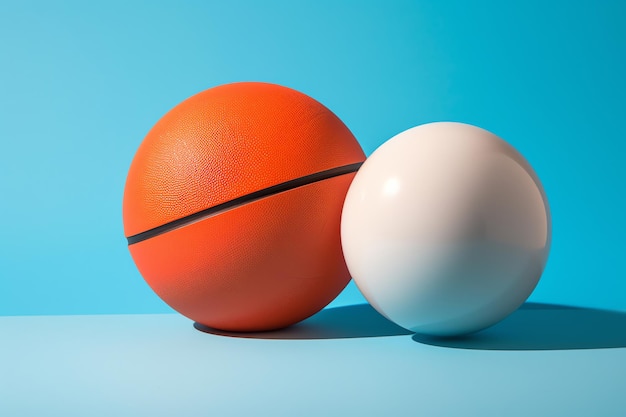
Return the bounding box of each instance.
[341,122,551,337]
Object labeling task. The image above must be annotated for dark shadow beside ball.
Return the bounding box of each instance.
[412,302,626,350]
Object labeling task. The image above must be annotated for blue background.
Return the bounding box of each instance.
[1,0,625,316]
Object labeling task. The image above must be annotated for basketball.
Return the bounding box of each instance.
[123,82,365,332]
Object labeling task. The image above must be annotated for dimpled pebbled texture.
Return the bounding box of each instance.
[129,173,356,332]
[123,82,365,237]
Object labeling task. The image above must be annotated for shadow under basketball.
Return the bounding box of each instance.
[194,303,413,340]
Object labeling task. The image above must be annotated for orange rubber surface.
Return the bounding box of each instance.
[123,82,365,238]
[129,173,356,332]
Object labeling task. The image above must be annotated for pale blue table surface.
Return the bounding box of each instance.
[2,303,625,417]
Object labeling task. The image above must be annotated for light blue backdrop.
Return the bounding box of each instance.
[1,0,624,315]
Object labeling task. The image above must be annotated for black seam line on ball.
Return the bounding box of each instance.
[126,161,364,246]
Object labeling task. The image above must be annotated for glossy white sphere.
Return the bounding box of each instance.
[341,122,551,336]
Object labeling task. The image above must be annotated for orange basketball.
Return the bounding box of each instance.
[123,82,365,331]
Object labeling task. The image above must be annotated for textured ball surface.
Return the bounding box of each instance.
[123,82,365,331]
[341,122,551,336]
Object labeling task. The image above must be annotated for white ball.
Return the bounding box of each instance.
[341,122,551,336]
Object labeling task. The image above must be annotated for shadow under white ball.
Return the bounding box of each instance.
[341,122,551,337]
